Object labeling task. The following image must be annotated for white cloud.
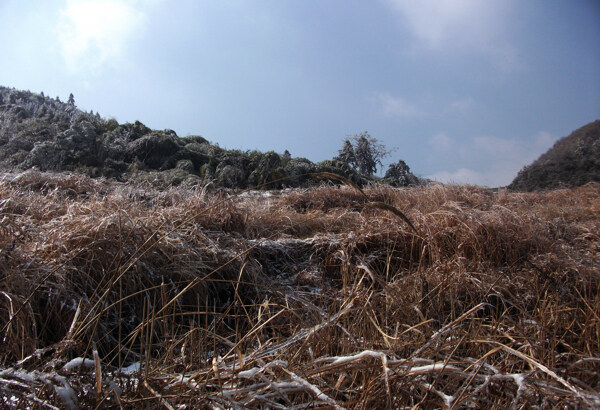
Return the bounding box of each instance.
[56,0,154,73]
[427,165,522,188]
[449,97,474,113]
[472,135,520,156]
[384,0,519,72]
[374,92,426,118]
[426,130,559,187]
[428,132,452,150]
[427,168,490,186]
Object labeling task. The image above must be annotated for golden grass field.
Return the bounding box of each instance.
[0,170,598,408]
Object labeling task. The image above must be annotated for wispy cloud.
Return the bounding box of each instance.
[448,97,474,114]
[56,0,155,74]
[428,132,452,150]
[384,0,519,73]
[427,165,521,188]
[426,130,559,187]
[427,168,491,186]
[373,92,427,119]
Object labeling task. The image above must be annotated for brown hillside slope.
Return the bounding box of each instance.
[0,171,598,407]
[510,119,600,191]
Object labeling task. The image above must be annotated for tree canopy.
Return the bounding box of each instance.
[337,131,395,176]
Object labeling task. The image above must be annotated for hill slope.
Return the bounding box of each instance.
[509,120,600,191]
[0,86,421,188]
[0,172,598,407]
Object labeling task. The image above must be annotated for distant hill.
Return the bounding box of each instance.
[509,120,600,191]
[0,85,421,189]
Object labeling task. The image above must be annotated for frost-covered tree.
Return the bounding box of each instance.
[385,159,419,186]
[354,134,377,175]
[339,132,394,176]
[337,139,356,169]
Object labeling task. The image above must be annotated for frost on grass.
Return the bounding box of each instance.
[0,172,598,408]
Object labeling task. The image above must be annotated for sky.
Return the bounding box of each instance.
[1,0,599,187]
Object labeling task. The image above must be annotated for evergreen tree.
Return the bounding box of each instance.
[354,134,377,175]
[342,131,394,176]
[385,159,419,186]
[337,139,356,169]
[68,93,75,105]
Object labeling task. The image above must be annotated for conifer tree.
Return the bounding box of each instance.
[354,134,377,175]
[338,132,394,176]
[337,139,356,169]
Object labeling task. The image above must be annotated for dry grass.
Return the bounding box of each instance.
[0,170,598,408]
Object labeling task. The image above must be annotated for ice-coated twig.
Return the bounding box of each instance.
[407,363,462,376]
[236,359,288,380]
[284,369,343,409]
[328,349,387,366]
[381,352,392,407]
[497,342,593,407]
[421,382,454,408]
[2,378,30,391]
[143,380,175,410]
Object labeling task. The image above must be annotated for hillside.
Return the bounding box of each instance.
[0,86,421,189]
[509,120,600,191]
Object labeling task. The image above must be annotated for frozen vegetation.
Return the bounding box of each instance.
[0,170,598,407]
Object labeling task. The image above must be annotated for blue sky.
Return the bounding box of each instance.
[1,0,599,187]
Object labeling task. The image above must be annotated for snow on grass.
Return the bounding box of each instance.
[62,357,95,372]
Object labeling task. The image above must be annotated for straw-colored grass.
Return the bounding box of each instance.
[0,170,598,408]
